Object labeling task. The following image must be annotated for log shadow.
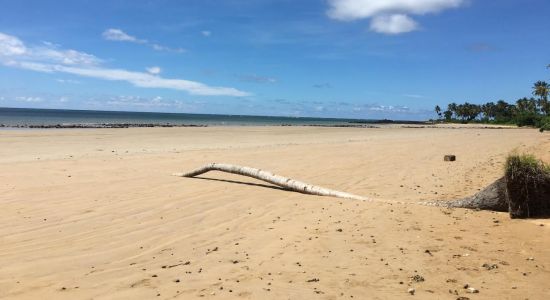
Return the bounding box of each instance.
[193,176,291,193]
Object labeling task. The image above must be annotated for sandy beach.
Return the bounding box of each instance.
[1,126,549,299]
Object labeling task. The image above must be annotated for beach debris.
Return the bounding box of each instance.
[407,288,415,295]
[410,275,425,282]
[314,290,324,294]
[482,263,498,270]
[206,247,219,255]
[463,284,479,294]
[306,278,320,282]
[444,155,456,162]
[163,261,190,269]
[174,163,369,201]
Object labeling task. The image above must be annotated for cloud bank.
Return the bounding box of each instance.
[0,32,249,97]
[327,0,465,34]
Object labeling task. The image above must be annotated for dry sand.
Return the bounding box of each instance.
[0,126,549,299]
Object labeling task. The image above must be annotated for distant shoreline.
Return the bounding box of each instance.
[0,122,521,130]
[0,107,525,129]
[0,106,430,128]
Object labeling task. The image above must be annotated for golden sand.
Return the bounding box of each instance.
[1,126,549,299]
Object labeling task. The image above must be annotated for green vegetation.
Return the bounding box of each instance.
[506,154,550,177]
[434,66,550,131]
[505,154,550,218]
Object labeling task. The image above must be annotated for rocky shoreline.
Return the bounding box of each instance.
[0,123,382,129]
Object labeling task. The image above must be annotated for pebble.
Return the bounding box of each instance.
[407,288,415,295]
[466,287,479,294]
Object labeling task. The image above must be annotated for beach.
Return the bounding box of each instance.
[1,126,549,299]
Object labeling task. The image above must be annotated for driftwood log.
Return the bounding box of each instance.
[175,162,549,218]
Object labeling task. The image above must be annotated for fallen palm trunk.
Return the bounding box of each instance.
[420,177,509,212]
[173,163,369,201]
[175,156,550,218]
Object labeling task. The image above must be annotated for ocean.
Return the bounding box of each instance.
[0,107,373,127]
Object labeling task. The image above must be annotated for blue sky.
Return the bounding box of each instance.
[0,0,549,120]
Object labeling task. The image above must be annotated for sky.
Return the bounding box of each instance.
[0,0,549,120]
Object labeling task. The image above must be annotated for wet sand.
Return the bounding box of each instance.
[1,126,549,299]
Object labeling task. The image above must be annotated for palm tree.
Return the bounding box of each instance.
[443,110,453,121]
[481,102,496,120]
[447,102,457,119]
[533,81,550,115]
[434,105,442,119]
[516,97,538,114]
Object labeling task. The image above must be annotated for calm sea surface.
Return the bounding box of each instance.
[0,107,372,126]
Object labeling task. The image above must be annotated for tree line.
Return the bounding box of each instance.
[434,68,550,131]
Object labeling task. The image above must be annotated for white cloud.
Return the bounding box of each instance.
[0,32,249,97]
[33,47,101,66]
[105,95,173,108]
[102,28,145,43]
[370,14,418,34]
[0,32,27,55]
[151,44,185,53]
[146,66,161,75]
[1,33,100,66]
[238,74,277,84]
[327,0,464,34]
[358,104,410,113]
[402,93,425,99]
[327,0,464,20]
[201,30,212,37]
[16,96,42,103]
[102,28,185,53]
[56,78,80,84]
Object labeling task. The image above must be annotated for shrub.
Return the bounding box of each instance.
[514,112,540,127]
[505,154,550,218]
[538,116,550,132]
